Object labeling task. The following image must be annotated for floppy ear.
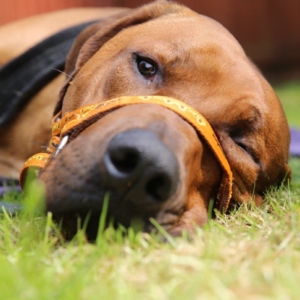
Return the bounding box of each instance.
[54,10,131,115]
[54,0,183,115]
[64,10,131,76]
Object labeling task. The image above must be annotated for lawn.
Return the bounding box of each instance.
[0,81,299,300]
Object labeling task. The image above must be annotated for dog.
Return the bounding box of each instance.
[0,1,291,238]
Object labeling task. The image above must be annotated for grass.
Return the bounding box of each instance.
[275,81,300,127]
[0,81,300,299]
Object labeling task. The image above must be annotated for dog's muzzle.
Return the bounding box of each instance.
[20,95,233,212]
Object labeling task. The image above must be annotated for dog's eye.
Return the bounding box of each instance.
[136,56,157,79]
[235,141,250,154]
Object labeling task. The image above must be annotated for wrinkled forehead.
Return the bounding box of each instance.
[117,13,246,63]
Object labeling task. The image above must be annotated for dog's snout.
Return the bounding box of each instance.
[103,129,179,204]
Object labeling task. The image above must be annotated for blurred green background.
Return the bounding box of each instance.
[275,81,300,127]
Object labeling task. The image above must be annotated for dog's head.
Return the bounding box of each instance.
[35,1,290,238]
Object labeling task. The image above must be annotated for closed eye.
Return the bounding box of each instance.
[229,127,253,156]
[231,134,260,166]
[235,139,250,154]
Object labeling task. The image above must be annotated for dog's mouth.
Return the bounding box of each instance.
[20,95,232,238]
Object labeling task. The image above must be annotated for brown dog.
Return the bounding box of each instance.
[0,1,291,238]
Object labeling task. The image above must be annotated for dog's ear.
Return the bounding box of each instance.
[63,10,131,77]
[54,0,183,115]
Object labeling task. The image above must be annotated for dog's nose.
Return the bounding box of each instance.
[103,129,179,204]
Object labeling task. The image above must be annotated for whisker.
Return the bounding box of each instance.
[51,68,74,80]
[58,46,76,71]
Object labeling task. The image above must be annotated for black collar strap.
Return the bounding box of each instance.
[0,21,96,127]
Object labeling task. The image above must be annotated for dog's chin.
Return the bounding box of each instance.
[42,178,201,241]
[47,206,185,241]
[42,181,186,240]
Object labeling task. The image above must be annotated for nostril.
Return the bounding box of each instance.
[146,174,172,202]
[109,147,140,173]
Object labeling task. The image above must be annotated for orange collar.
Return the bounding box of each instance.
[20,95,233,212]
